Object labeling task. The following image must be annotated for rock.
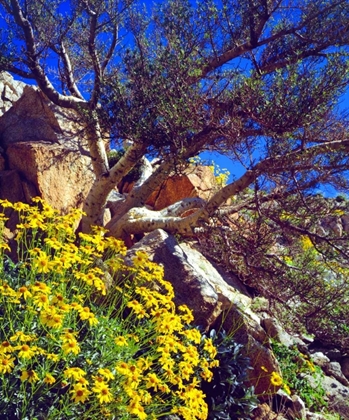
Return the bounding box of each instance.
[0,72,96,214]
[0,170,27,203]
[146,165,217,210]
[129,229,281,396]
[306,374,349,419]
[311,352,330,368]
[290,394,306,419]
[261,318,302,348]
[0,74,87,150]
[0,153,5,171]
[127,229,225,328]
[252,403,287,420]
[323,362,349,386]
[311,353,349,386]
[6,142,94,213]
[340,356,349,380]
[0,86,59,146]
[0,72,26,115]
[306,413,327,420]
[271,391,307,420]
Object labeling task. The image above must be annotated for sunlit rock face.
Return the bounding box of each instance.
[0,72,94,213]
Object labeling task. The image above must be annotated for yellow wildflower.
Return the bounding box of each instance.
[33,293,50,309]
[17,286,32,300]
[44,373,56,385]
[114,336,128,347]
[78,306,99,326]
[20,369,39,383]
[10,331,35,342]
[70,383,91,404]
[132,251,149,268]
[31,281,51,294]
[178,305,194,324]
[77,377,89,386]
[127,397,147,420]
[0,355,15,374]
[98,368,115,381]
[78,306,92,320]
[46,353,60,362]
[0,341,14,354]
[92,382,113,404]
[270,371,283,387]
[33,251,52,273]
[203,338,217,359]
[127,300,148,318]
[62,339,80,355]
[16,344,36,359]
[64,367,87,380]
[145,372,161,392]
[40,307,64,329]
[180,328,201,344]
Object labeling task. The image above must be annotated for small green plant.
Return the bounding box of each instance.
[0,198,219,419]
[201,329,259,419]
[271,342,327,412]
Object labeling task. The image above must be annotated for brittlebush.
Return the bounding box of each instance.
[0,198,218,420]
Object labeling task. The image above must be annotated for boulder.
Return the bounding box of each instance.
[128,229,280,396]
[0,152,5,171]
[311,352,349,386]
[252,403,287,420]
[340,356,349,380]
[0,72,26,115]
[0,72,95,213]
[146,165,217,210]
[261,317,304,348]
[0,73,86,149]
[323,362,349,386]
[0,170,27,203]
[310,352,330,368]
[306,374,349,418]
[6,142,94,213]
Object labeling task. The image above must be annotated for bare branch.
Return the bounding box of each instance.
[9,0,87,109]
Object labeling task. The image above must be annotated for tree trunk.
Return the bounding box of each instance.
[81,142,147,231]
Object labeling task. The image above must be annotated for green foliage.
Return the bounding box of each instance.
[271,342,327,412]
[194,194,349,353]
[201,330,258,420]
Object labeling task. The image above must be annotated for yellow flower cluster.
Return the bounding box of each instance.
[0,199,218,419]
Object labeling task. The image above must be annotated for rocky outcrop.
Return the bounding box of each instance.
[119,164,218,211]
[0,72,94,213]
[146,165,217,211]
[0,72,26,115]
[0,73,84,148]
[6,142,94,213]
[128,229,281,396]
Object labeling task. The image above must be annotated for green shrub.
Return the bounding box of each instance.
[201,330,258,419]
[271,342,327,412]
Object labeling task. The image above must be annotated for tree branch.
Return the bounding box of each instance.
[8,0,87,109]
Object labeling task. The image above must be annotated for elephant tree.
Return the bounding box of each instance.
[1,0,349,241]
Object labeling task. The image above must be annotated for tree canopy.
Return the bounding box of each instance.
[1,0,349,236]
